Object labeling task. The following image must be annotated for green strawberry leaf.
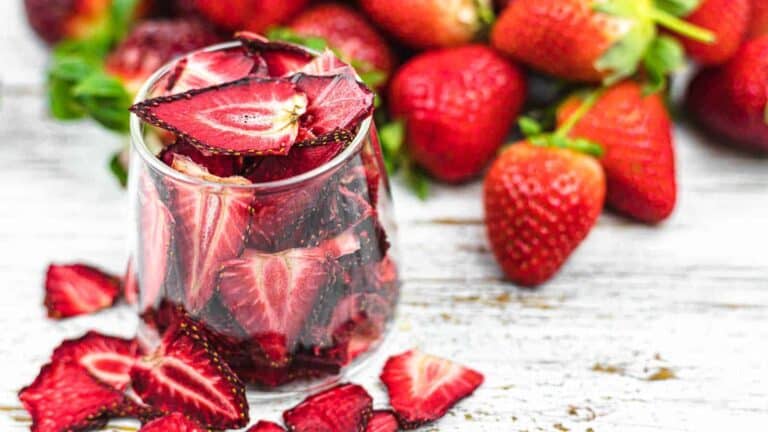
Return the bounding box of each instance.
[379,119,405,173]
[518,116,543,137]
[594,0,657,85]
[476,0,496,26]
[109,0,141,42]
[643,35,685,93]
[402,159,430,201]
[267,27,329,52]
[654,0,702,17]
[109,151,129,187]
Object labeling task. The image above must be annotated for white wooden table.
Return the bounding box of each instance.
[2,2,767,431]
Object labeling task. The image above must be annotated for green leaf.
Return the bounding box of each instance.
[356,69,387,89]
[110,0,141,42]
[379,120,405,156]
[475,0,496,26]
[109,151,129,187]
[48,78,86,120]
[570,138,604,157]
[518,116,543,137]
[73,73,131,99]
[267,27,329,52]
[642,35,685,93]
[402,160,430,200]
[654,0,702,17]
[594,0,657,85]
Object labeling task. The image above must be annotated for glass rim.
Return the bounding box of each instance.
[129,41,373,191]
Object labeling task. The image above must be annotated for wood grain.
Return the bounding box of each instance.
[1,2,767,430]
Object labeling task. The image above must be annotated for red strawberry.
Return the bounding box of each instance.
[44,263,121,319]
[218,228,361,365]
[163,157,253,312]
[131,321,249,429]
[491,0,715,82]
[283,383,373,432]
[484,142,605,286]
[558,82,677,223]
[287,3,396,85]
[164,47,258,96]
[131,77,309,156]
[188,0,309,33]
[365,411,399,432]
[123,258,138,306]
[139,413,206,432]
[380,350,484,429]
[19,361,134,432]
[105,18,221,95]
[51,331,139,391]
[247,141,347,182]
[24,0,113,44]
[159,138,244,178]
[359,0,493,49]
[389,45,526,182]
[685,35,768,153]
[749,0,768,37]
[678,0,751,65]
[137,173,175,312]
[249,420,287,432]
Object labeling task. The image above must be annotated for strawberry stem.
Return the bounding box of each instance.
[555,88,605,139]
[649,7,715,43]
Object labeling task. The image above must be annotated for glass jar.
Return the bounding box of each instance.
[128,42,399,395]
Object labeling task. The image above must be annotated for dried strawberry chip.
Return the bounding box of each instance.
[292,73,374,140]
[123,257,139,306]
[160,138,245,178]
[237,31,315,77]
[139,412,206,432]
[248,420,287,431]
[164,157,253,313]
[165,48,257,95]
[247,140,346,182]
[219,228,361,366]
[132,77,309,156]
[51,331,139,391]
[19,361,133,432]
[44,263,121,319]
[137,173,175,312]
[283,383,373,432]
[365,411,399,432]
[298,49,355,77]
[380,350,484,429]
[131,320,250,429]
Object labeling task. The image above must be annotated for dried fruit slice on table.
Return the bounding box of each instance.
[283,383,373,432]
[165,48,259,95]
[380,349,484,429]
[130,320,250,429]
[365,410,399,432]
[219,228,361,366]
[44,263,121,319]
[137,173,175,312]
[248,420,287,432]
[131,77,309,156]
[123,257,138,305]
[165,157,253,313]
[139,412,206,432]
[51,331,139,391]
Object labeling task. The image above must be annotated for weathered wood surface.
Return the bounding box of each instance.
[1,2,767,431]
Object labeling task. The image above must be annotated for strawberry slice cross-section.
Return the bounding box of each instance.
[248,420,287,432]
[139,413,207,432]
[130,320,250,429]
[165,48,258,95]
[137,172,175,312]
[219,228,361,366]
[44,263,121,319]
[51,331,139,391]
[131,77,309,156]
[380,349,484,429]
[165,157,253,313]
[283,383,373,432]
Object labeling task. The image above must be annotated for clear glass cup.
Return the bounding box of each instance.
[127,42,400,396]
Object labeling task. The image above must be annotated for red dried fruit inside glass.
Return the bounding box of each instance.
[283,383,373,432]
[44,263,121,319]
[137,173,175,312]
[51,331,139,391]
[165,48,258,95]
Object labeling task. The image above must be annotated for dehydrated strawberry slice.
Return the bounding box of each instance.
[237,31,315,77]
[159,139,244,178]
[380,350,484,429]
[283,383,373,432]
[219,228,361,366]
[123,257,138,305]
[51,331,139,391]
[365,410,399,432]
[299,49,355,77]
[292,73,374,142]
[247,140,346,182]
[131,321,250,429]
[44,264,121,319]
[248,420,287,432]
[166,48,257,95]
[131,77,309,156]
[19,361,133,432]
[137,173,175,312]
[139,412,206,432]
[165,157,253,313]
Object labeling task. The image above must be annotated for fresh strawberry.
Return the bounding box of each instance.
[249,420,287,432]
[678,0,751,65]
[218,228,361,365]
[491,0,716,83]
[283,383,373,432]
[131,77,309,156]
[484,141,606,286]
[557,82,677,223]
[139,413,206,432]
[749,0,768,37]
[247,140,347,182]
[24,0,113,44]
[51,331,139,391]
[105,18,221,95]
[123,257,138,305]
[388,45,526,182]
[137,173,175,312]
[164,48,258,96]
[285,3,396,86]
[380,350,484,429]
[19,361,134,432]
[365,410,399,432]
[685,35,768,153]
[131,321,250,429]
[187,0,309,33]
[163,157,253,312]
[359,0,494,49]
[159,138,244,178]
[44,263,121,319]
